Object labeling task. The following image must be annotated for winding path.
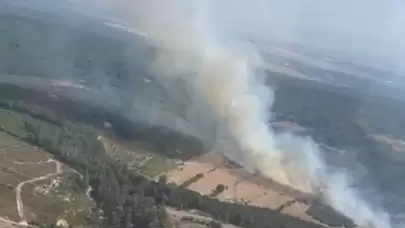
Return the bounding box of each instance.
[15,159,61,225]
[0,216,36,228]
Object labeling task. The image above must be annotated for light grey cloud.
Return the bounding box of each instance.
[207,0,405,73]
[16,0,403,73]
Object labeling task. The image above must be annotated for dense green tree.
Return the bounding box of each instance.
[0,98,332,228]
[210,184,225,197]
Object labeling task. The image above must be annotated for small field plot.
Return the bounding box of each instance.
[140,155,177,179]
[99,135,177,179]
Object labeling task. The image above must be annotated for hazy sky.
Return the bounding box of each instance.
[8,0,405,73]
[211,0,404,73]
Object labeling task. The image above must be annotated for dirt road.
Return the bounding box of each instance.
[15,159,61,225]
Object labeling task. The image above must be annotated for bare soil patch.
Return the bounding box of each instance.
[166,153,324,226]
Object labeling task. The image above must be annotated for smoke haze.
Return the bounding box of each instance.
[108,0,398,227]
[3,0,404,227]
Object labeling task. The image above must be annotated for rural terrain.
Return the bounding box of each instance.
[1,1,405,228]
[0,132,93,228]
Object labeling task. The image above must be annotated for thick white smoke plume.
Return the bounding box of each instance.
[115,0,394,227]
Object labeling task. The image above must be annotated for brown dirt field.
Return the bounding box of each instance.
[249,190,291,209]
[166,153,326,226]
[166,162,215,185]
[230,168,314,204]
[189,168,239,197]
[231,180,266,203]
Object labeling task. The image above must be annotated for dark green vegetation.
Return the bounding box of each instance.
[0,6,154,86]
[269,73,367,149]
[3,3,405,227]
[209,184,226,198]
[270,70,405,156]
[269,72,405,216]
[307,204,353,228]
[269,71,405,151]
[0,83,328,228]
[179,173,204,188]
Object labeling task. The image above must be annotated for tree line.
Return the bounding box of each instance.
[0,97,327,228]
